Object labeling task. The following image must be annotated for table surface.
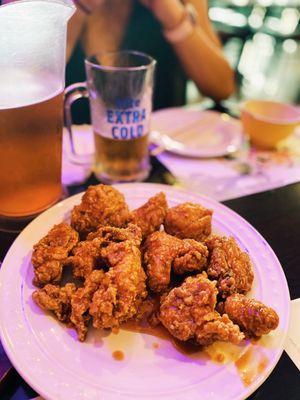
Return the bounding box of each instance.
[0,156,300,400]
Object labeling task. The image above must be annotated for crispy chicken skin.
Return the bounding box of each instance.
[89,241,147,329]
[69,240,102,280]
[69,225,142,280]
[143,232,181,293]
[32,283,76,323]
[71,184,130,238]
[206,235,254,298]
[173,239,208,275]
[224,294,279,337]
[32,223,79,287]
[143,231,208,293]
[164,202,213,241]
[87,223,142,246]
[70,270,105,341]
[130,192,168,238]
[159,274,244,346]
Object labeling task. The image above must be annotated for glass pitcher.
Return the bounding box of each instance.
[0,0,75,231]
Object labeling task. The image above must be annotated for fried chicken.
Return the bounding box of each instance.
[69,224,142,280]
[164,202,213,241]
[32,223,79,287]
[130,192,168,238]
[143,231,208,293]
[32,283,76,323]
[89,241,147,329]
[159,274,244,346]
[71,184,130,238]
[143,232,181,293]
[70,270,105,341]
[69,240,102,280]
[206,235,254,298]
[224,293,279,338]
[173,239,208,275]
[87,223,142,246]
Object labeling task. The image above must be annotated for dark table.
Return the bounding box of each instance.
[1,157,300,400]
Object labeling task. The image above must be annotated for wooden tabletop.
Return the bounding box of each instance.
[1,156,300,400]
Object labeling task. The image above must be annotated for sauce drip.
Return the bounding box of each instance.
[112,350,124,361]
[121,320,201,355]
[235,346,269,386]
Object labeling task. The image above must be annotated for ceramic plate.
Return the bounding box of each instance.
[0,183,290,400]
[151,109,244,157]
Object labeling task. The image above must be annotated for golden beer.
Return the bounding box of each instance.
[0,92,63,217]
[94,133,149,182]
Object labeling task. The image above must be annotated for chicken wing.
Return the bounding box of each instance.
[224,293,279,337]
[206,235,254,298]
[32,223,79,287]
[164,202,213,241]
[32,283,76,323]
[69,224,142,280]
[143,231,208,293]
[130,192,168,238]
[87,223,142,246]
[70,270,105,341]
[89,241,147,329]
[71,184,130,238]
[159,274,244,346]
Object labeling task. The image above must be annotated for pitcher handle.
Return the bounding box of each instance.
[64,82,92,165]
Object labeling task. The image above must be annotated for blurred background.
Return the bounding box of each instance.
[187,0,300,108]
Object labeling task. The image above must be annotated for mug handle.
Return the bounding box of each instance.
[64,82,93,165]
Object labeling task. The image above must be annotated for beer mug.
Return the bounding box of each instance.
[0,0,75,231]
[65,51,156,183]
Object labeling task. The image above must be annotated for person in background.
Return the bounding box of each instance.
[67,0,235,123]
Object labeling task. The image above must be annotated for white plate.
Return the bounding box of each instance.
[151,108,244,157]
[0,183,290,400]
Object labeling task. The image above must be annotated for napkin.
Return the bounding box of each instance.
[285,298,300,371]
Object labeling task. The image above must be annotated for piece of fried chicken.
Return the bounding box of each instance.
[164,202,213,241]
[159,274,244,346]
[224,293,279,338]
[89,240,147,329]
[87,223,142,246]
[32,223,79,287]
[143,231,208,293]
[130,192,168,239]
[69,224,142,280]
[206,235,254,298]
[32,283,77,323]
[70,270,105,341]
[71,184,130,238]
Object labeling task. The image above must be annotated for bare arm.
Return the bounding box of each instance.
[143,0,235,101]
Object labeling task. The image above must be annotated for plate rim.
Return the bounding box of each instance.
[0,182,291,400]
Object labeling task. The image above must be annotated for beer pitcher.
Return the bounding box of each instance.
[0,0,75,231]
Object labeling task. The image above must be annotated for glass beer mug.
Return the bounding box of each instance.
[0,0,74,231]
[65,51,156,183]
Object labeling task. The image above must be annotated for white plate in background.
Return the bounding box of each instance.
[151,109,244,157]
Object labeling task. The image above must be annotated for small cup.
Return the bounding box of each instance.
[241,100,300,150]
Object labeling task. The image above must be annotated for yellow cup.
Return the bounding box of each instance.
[241,100,300,150]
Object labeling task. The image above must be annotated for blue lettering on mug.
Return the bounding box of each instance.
[106,98,147,140]
[107,110,114,123]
